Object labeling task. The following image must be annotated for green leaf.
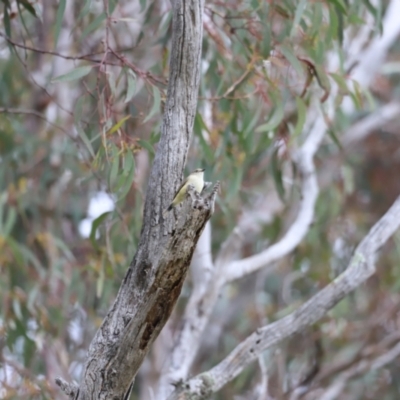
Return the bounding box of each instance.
[138,139,155,156]
[53,237,75,261]
[364,87,376,110]
[311,3,323,36]
[114,150,135,194]
[123,150,135,178]
[334,5,344,45]
[70,0,92,33]
[0,192,5,232]
[341,165,354,195]
[314,64,331,102]
[109,0,118,13]
[3,207,16,236]
[227,166,243,200]
[280,45,305,77]
[328,0,347,14]
[74,96,85,125]
[23,335,36,367]
[362,0,382,32]
[54,0,66,48]
[81,12,106,41]
[108,115,131,135]
[96,262,105,298]
[327,129,343,150]
[193,114,214,163]
[260,23,271,58]
[3,3,12,39]
[13,240,46,278]
[291,0,307,37]
[16,0,32,38]
[52,66,92,83]
[90,211,111,248]
[118,154,135,200]
[271,149,285,202]
[293,96,307,137]
[243,105,262,137]
[20,0,37,16]
[76,125,95,157]
[12,298,23,320]
[330,72,349,94]
[108,144,120,189]
[6,237,25,271]
[125,73,137,103]
[256,101,284,133]
[351,79,363,110]
[143,86,161,123]
[140,0,146,12]
[327,4,338,43]
[78,0,92,20]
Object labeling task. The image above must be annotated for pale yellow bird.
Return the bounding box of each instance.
[165,168,205,212]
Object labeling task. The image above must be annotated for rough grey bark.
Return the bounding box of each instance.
[55,0,209,399]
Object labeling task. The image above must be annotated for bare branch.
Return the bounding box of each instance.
[349,0,400,88]
[0,31,165,85]
[168,195,400,399]
[55,377,79,399]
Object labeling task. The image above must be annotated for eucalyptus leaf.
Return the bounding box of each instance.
[52,66,92,83]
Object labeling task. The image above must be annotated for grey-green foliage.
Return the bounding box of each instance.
[1,0,400,398]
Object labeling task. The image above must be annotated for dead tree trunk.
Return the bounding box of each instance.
[55,0,213,398]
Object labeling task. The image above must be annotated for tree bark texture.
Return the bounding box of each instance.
[56,1,209,399]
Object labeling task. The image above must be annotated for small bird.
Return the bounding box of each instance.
[165,168,205,213]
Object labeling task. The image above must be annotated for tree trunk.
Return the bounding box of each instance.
[56,0,211,398]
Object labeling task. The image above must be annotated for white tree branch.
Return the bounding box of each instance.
[350,0,400,88]
[168,194,400,399]
[342,0,400,113]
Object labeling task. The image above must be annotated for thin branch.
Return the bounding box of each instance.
[0,31,166,86]
[0,31,109,60]
[55,377,79,399]
[168,194,400,399]
[0,107,72,137]
[0,106,54,119]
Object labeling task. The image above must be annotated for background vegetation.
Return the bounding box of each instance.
[1,0,400,398]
